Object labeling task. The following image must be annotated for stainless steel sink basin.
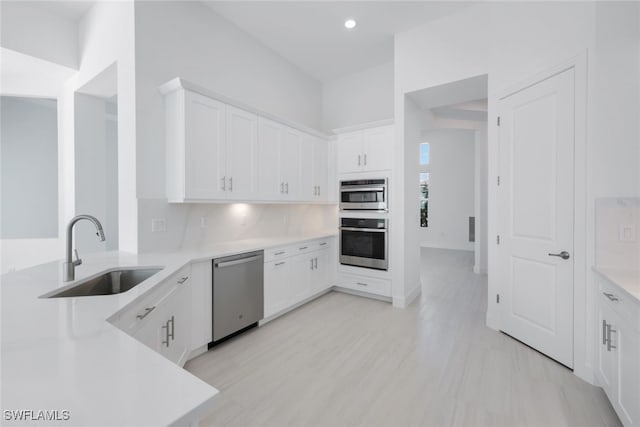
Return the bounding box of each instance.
[46,267,163,298]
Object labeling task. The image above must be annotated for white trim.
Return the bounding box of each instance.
[333,286,393,303]
[392,283,422,308]
[473,265,488,275]
[158,77,330,140]
[491,50,591,383]
[331,118,394,135]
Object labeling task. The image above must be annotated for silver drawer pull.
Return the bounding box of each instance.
[603,292,619,302]
[356,282,368,286]
[602,320,607,345]
[299,246,308,250]
[177,276,189,284]
[274,251,285,256]
[136,306,156,320]
[275,262,286,266]
[319,242,327,246]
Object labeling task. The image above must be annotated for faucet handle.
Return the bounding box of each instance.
[73,249,82,266]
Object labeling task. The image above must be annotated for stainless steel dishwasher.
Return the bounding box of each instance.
[212,250,264,344]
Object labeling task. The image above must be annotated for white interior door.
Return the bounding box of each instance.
[497,68,575,367]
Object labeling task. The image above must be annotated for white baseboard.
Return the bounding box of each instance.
[473,265,488,274]
[392,284,422,308]
[259,288,333,326]
[187,344,209,362]
[332,286,392,303]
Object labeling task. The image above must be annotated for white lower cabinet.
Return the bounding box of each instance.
[117,265,193,367]
[264,238,334,319]
[335,273,391,297]
[596,274,640,427]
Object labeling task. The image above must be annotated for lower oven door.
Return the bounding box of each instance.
[340,227,388,270]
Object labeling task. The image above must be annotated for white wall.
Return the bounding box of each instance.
[133,1,329,252]
[74,94,118,254]
[61,1,137,253]
[420,129,475,252]
[322,61,394,132]
[0,1,78,69]
[394,1,640,383]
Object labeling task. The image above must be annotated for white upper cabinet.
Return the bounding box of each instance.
[337,125,393,174]
[225,105,258,199]
[281,127,302,200]
[257,117,284,200]
[162,80,332,204]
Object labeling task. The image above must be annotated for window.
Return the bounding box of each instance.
[419,143,430,228]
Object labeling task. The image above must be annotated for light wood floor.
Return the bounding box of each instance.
[186,248,621,427]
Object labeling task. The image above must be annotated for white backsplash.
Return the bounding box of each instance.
[596,198,640,270]
[138,198,338,253]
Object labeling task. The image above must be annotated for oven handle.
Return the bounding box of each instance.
[340,187,386,192]
[340,227,387,233]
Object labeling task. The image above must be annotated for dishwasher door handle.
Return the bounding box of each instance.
[215,255,262,269]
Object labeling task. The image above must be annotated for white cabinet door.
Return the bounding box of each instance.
[132,306,163,354]
[161,281,192,367]
[311,249,330,294]
[290,253,312,305]
[300,135,315,200]
[257,117,284,200]
[226,105,258,199]
[598,301,616,396]
[184,91,226,200]
[264,259,291,318]
[281,127,302,199]
[337,132,363,174]
[614,313,640,426]
[190,261,212,351]
[362,125,393,172]
[312,136,328,201]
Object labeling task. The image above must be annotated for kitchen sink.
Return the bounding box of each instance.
[45,267,163,298]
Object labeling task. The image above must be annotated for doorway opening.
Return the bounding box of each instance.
[405,74,489,275]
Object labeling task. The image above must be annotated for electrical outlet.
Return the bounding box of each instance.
[619,224,636,242]
[151,218,166,233]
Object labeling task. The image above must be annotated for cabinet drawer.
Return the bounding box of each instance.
[116,265,192,334]
[264,246,292,262]
[600,277,640,332]
[336,274,391,297]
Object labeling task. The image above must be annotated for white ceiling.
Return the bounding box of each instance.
[203,1,475,83]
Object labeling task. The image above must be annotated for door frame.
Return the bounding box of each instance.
[489,51,590,382]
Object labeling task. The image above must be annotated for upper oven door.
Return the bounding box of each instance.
[340,185,386,211]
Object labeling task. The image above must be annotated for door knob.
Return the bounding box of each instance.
[548,251,570,260]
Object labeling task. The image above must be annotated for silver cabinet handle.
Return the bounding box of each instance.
[216,255,261,268]
[162,321,170,347]
[603,292,619,302]
[310,258,314,270]
[356,282,368,286]
[274,251,285,256]
[275,261,286,266]
[602,320,607,345]
[319,242,327,246]
[229,177,233,191]
[548,251,570,260]
[358,155,361,166]
[314,258,318,269]
[280,182,284,194]
[299,246,308,250]
[177,276,189,284]
[607,324,617,351]
[318,186,320,196]
[286,182,289,194]
[364,153,367,166]
[221,176,226,191]
[136,306,156,320]
[168,315,175,341]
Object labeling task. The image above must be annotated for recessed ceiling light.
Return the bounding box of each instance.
[344,19,357,30]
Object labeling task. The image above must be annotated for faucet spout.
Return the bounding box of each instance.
[63,215,106,282]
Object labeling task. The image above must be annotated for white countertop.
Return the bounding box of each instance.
[1,232,336,426]
[593,266,640,302]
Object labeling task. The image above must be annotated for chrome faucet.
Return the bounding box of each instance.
[63,215,106,282]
